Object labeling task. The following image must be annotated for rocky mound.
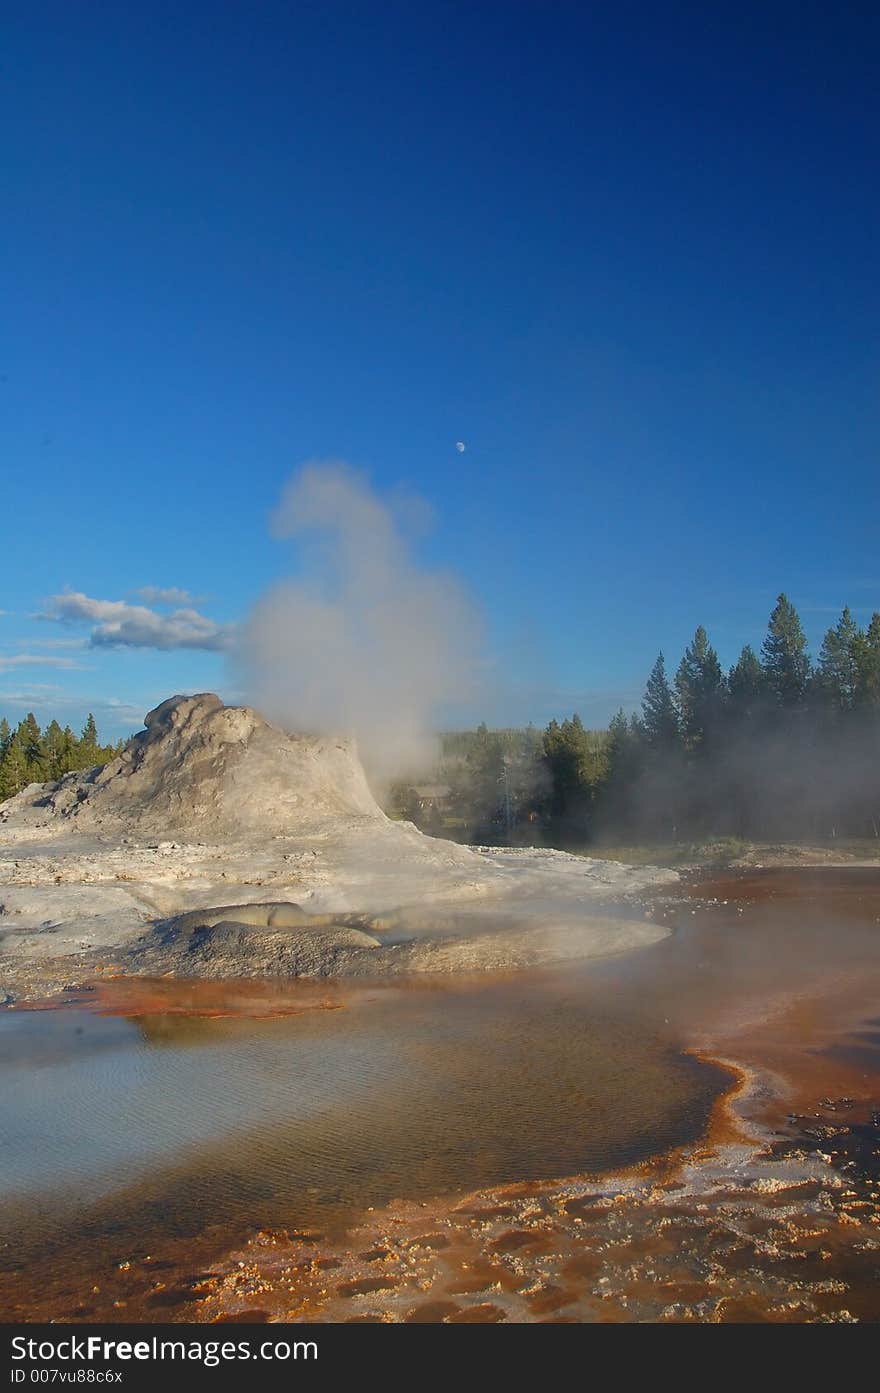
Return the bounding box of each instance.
[0,694,680,1003]
[0,694,383,840]
[130,899,384,980]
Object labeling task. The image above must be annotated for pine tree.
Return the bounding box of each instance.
[607,709,628,750]
[459,721,505,830]
[43,720,67,780]
[468,721,503,782]
[761,594,811,706]
[641,653,681,748]
[853,612,880,709]
[544,714,585,801]
[596,708,643,839]
[543,713,599,829]
[675,626,724,749]
[816,607,860,711]
[78,713,100,769]
[728,644,765,714]
[606,708,643,785]
[0,717,10,761]
[60,725,78,773]
[20,713,45,781]
[0,728,30,799]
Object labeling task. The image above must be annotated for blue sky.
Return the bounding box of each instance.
[2,2,878,739]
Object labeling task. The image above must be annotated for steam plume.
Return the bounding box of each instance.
[239,461,481,781]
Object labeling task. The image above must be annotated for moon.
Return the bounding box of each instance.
[455,441,466,453]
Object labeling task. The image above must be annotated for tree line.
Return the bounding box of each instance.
[595,594,880,843]
[0,712,122,801]
[6,594,879,844]
[390,594,880,846]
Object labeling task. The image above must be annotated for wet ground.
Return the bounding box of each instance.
[1,867,879,1322]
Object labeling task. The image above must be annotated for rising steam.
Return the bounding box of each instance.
[239,461,482,781]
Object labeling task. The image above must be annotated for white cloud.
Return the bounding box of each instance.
[0,653,90,672]
[37,637,90,650]
[40,592,232,652]
[801,604,877,615]
[136,586,201,606]
[0,683,65,700]
[0,687,145,735]
[3,636,88,652]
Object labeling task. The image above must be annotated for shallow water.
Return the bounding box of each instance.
[0,974,720,1270]
[1,866,879,1322]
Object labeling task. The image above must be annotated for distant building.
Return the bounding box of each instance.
[413,784,452,812]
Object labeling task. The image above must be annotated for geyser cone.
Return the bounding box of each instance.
[0,694,383,840]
